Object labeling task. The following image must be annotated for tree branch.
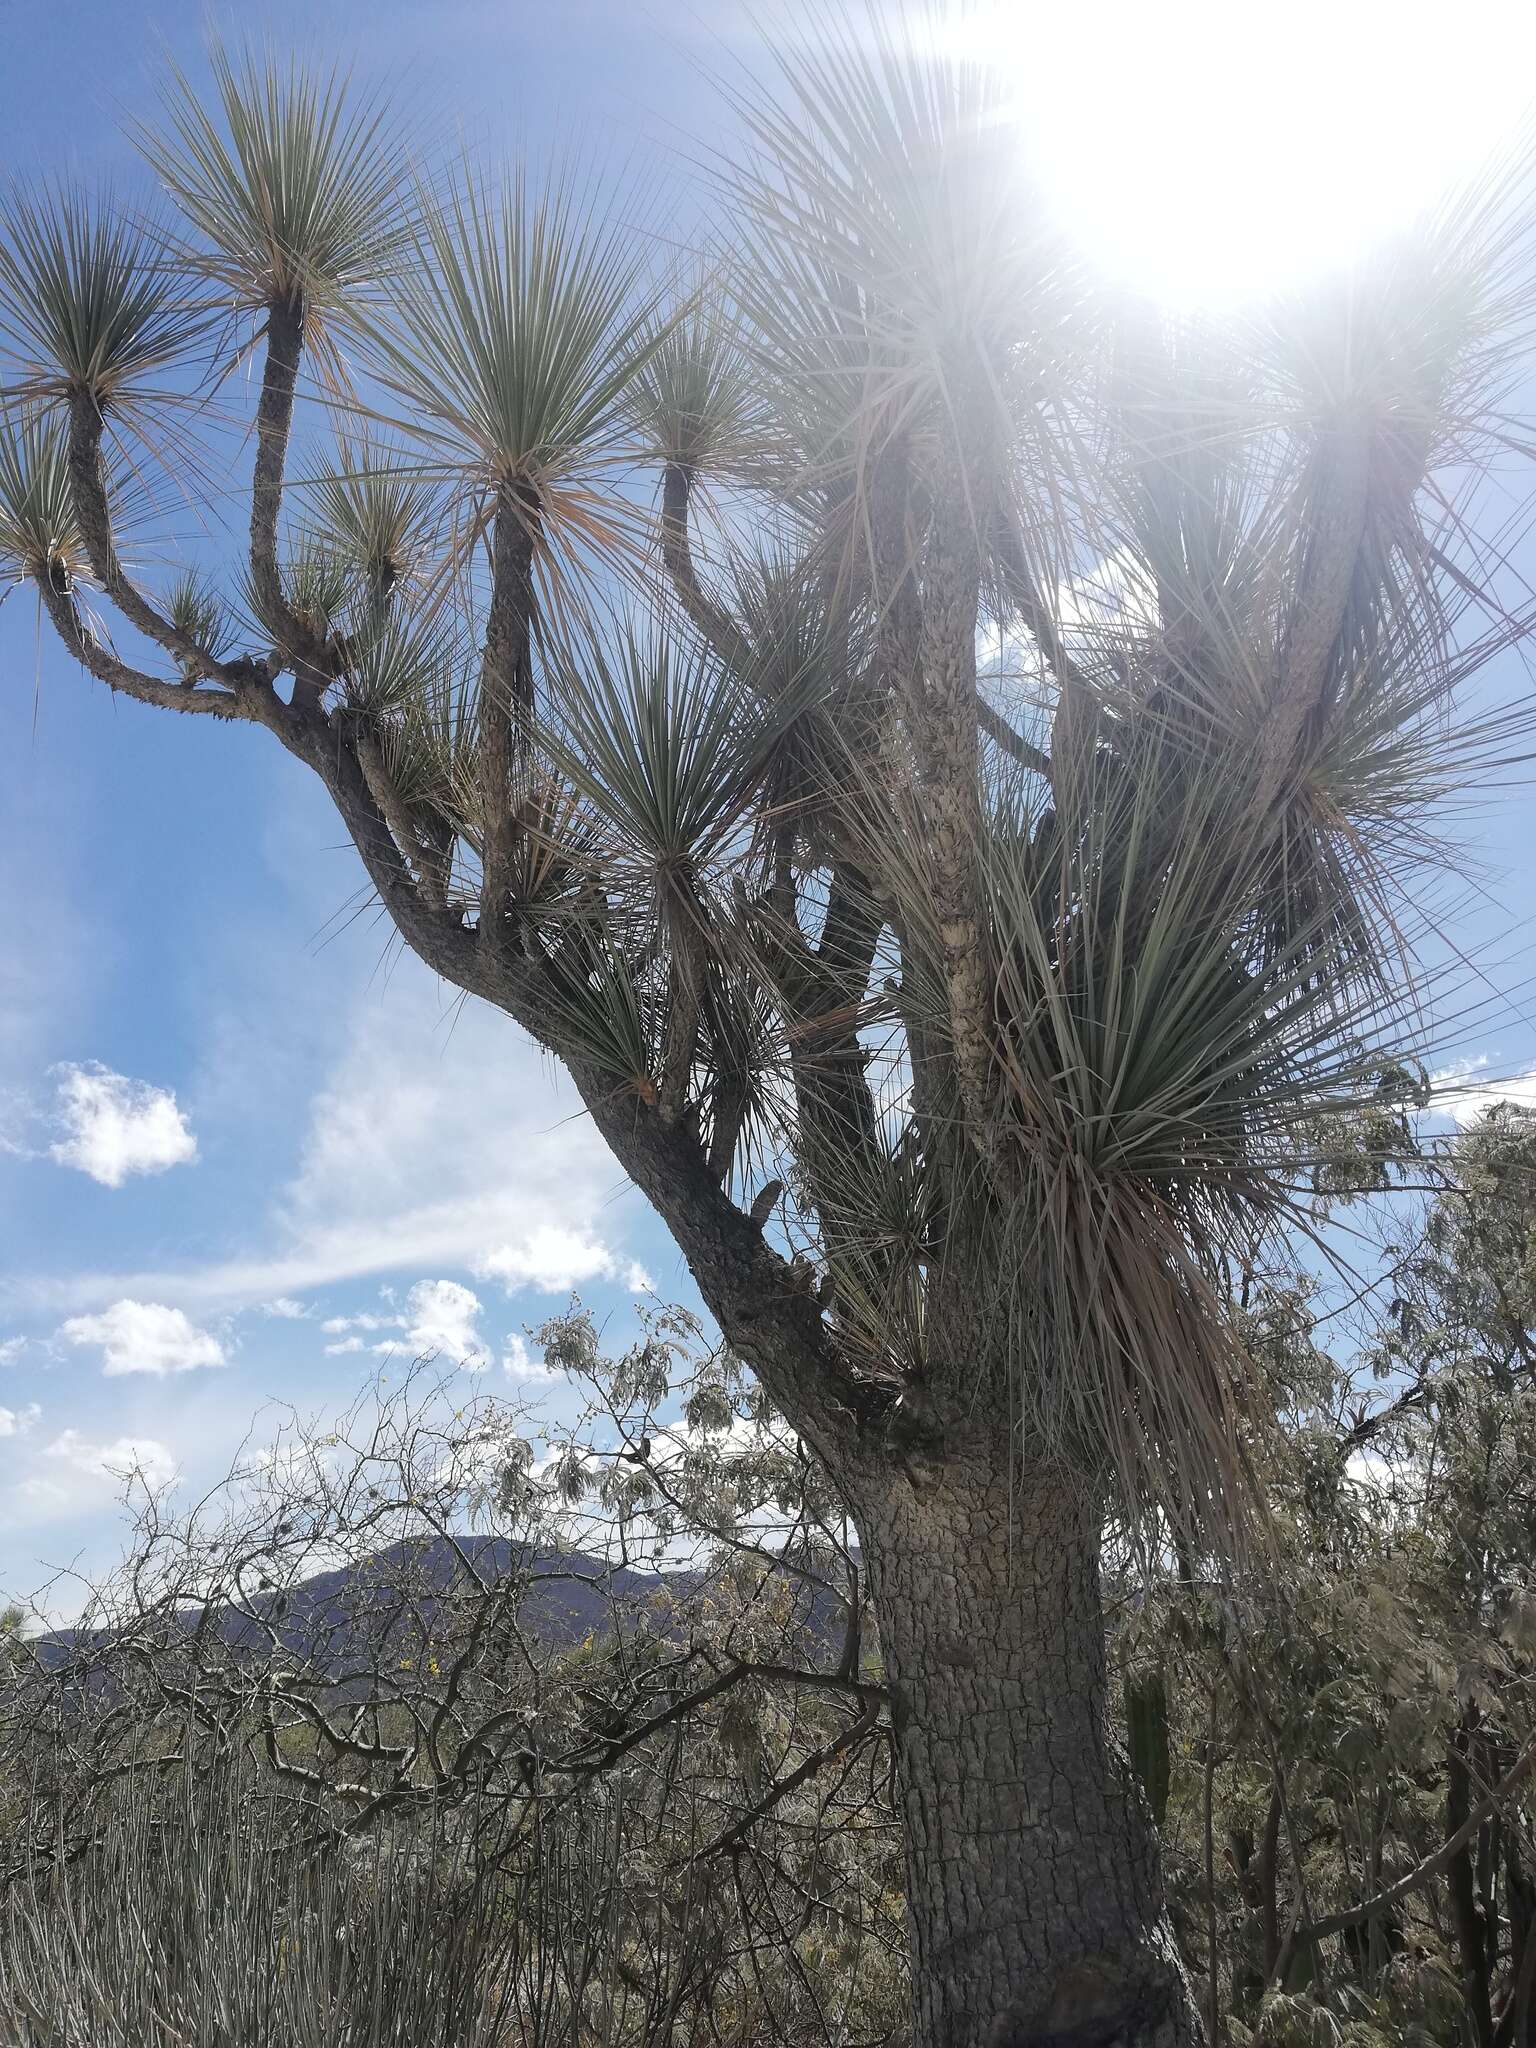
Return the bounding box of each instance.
[353,723,445,908]
[250,295,331,702]
[977,697,1052,778]
[660,463,755,678]
[273,709,478,987]
[477,480,536,956]
[1280,1721,1536,1961]
[568,1066,890,1456]
[1254,415,1372,814]
[992,515,1092,703]
[271,710,885,1454]
[902,443,1000,1167]
[35,575,258,720]
[693,1701,884,1862]
[64,395,268,688]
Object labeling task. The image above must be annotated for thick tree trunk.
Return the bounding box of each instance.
[847,1459,1202,2048]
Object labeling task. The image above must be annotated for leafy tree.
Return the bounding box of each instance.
[1132,1106,1536,2044]
[3,16,1533,2042]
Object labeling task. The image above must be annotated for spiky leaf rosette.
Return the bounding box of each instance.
[723,10,1093,575]
[135,45,412,331]
[0,410,86,589]
[163,570,234,666]
[627,278,764,482]
[353,166,666,574]
[543,626,797,908]
[0,188,211,415]
[301,436,441,602]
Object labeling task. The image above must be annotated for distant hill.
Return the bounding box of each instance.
[221,1535,691,1664]
[38,1536,844,1680]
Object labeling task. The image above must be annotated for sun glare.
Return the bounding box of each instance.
[969,0,1536,303]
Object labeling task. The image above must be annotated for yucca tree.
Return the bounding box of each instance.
[5,18,1534,2044]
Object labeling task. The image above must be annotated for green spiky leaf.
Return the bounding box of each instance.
[0,187,210,409]
[136,45,413,320]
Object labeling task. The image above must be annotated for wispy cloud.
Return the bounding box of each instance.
[255,1297,310,1320]
[1431,1059,1536,1128]
[3,975,642,1320]
[1,1428,177,1536]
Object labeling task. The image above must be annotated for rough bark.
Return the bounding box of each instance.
[477,481,537,948]
[1451,1718,1497,2048]
[843,1454,1202,2048]
[65,395,261,687]
[1253,415,1372,816]
[1258,1783,1283,1986]
[250,298,306,639]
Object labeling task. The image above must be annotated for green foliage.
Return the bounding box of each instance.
[302,436,441,597]
[136,43,413,323]
[1134,1109,1536,2041]
[627,282,762,479]
[0,410,83,588]
[544,627,794,902]
[164,568,234,666]
[355,165,664,524]
[0,187,209,410]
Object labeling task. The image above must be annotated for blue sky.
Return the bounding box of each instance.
[0,0,741,1610]
[2,0,1534,1609]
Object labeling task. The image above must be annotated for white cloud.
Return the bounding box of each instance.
[323,1281,493,1367]
[477,1225,643,1296]
[256,1296,310,1320]
[501,1333,554,1381]
[58,1300,226,1379]
[0,1337,24,1367]
[267,993,623,1297]
[3,975,635,1321]
[0,1428,179,1536]
[48,1063,198,1188]
[1439,1066,1536,1128]
[0,1403,40,1438]
[43,1429,176,1490]
[399,1278,487,1366]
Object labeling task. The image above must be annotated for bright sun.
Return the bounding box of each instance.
[968,0,1536,302]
